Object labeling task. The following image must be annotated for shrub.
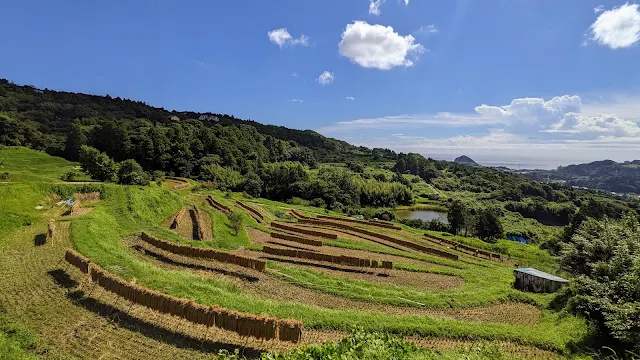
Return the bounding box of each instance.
[78,145,117,182]
[60,170,79,182]
[227,211,243,235]
[117,159,149,186]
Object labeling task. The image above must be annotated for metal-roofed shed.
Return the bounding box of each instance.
[513,268,568,293]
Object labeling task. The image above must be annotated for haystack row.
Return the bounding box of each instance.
[64,249,91,274]
[140,232,266,272]
[169,207,188,230]
[298,219,458,261]
[63,250,302,343]
[423,234,502,261]
[235,201,264,222]
[191,206,212,240]
[263,245,387,269]
[270,232,323,247]
[47,220,56,243]
[290,209,310,220]
[271,222,337,240]
[206,195,231,213]
[316,215,402,231]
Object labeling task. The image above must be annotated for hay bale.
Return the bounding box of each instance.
[47,220,56,243]
[64,249,91,273]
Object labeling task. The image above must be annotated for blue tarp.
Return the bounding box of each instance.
[507,234,527,244]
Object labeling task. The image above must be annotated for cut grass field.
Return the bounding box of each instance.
[0,147,594,359]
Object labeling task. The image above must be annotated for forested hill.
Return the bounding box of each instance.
[518,160,640,194]
[0,79,388,162]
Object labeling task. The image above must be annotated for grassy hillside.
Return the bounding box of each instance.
[0,147,599,360]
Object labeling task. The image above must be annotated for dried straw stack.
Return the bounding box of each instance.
[317,215,402,230]
[65,249,91,274]
[165,176,190,190]
[235,201,264,222]
[262,245,384,269]
[423,234,501,261]
[170,207,188,230]
[206,195,232,213]
[140,232,267,272]
[270,232,323,247]
[298,219,459,261]
[271,222,337,240]
[63,253,302,343]
[47,220,56,243]
[289,209,310,220]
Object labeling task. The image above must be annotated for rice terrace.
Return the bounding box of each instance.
[1,145,629,360]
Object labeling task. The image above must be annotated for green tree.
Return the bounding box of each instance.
[560,214,640,354]
[448,200,467,235]
[227,211,243,235]
[474,207,503,243]
[78,145,117,182]
[64,122,88,161]
[117,159,149,185]
[241,172,263,197]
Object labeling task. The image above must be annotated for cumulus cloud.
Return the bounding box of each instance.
[316,71,335,85]
[338,21,424,70]
[418,24,439,34]
[320,94,640,139]
[268,28,309,48]
[404,0,409,5]
[346,96,355,100]
[594,5,605,13]
[290,98,304,103]
[589,3,640,49]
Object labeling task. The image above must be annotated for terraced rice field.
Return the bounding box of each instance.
[0,152,589,359]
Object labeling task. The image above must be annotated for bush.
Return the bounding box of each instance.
[0,172,9,181]
[60,170,79,182]
[78,145,117,182]
[227,211,243,235]
[474,207,503,243]
[117,159,149,186]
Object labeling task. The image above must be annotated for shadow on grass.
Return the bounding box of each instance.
[48,269,79,289]
[34,233,47,246]
[52,268,264,358]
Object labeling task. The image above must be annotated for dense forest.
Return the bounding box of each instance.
[518,159,640,194]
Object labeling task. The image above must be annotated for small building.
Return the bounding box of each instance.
[513,268,568,293]
[168,115,180,121]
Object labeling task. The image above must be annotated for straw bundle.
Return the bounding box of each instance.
[270,232,323,247]
[65,249,91,273]
[47,220,56,242]
[170,207,188,229]
[271,222,337,239]
[298,219,459,261]
[263,246,385,269]
[165,176,190,190]
[317,215,402,230]
[140,232,267,272]
[290,209,310,220]
[423,234,500,260]
[278,320,303,343]
[207,196,232,213]
[235,201,264,222]
[82,262,301,342]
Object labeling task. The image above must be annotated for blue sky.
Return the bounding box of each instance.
[2,0,640,167]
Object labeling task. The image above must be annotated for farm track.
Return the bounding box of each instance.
[131,231,541,326]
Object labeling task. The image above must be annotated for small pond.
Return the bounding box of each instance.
[395,209,448,223]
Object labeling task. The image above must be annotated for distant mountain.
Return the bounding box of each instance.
[454,155,478,165]
[517,159,640,195]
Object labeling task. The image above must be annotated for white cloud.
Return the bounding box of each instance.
[369,0,385,15]
[338,21,424,70]
[268,28,309,48]
[320,94,640,139]
[589,3,640,49]
[594,5,605,14]
[316,71,335,85]
[346,96,355,100]
[404,0,409,5]
[290,98,304,103]
[418,24,439,34]
[292,73,298,77]
[191,60,205,66]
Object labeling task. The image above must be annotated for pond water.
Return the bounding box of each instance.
[396,209,448,223]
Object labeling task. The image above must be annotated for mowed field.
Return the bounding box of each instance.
[0,147,590,360]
